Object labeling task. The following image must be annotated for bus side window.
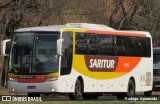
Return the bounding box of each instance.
[75,33,89,55]
[126,37,139,57]
[61,32,73,75]
[115,36,127,56]
[88,34,100,55]
[100,35,115,56]
[139,37,151,57]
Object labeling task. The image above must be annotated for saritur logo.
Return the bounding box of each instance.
[89,59,115,68]
[84,55,118,72]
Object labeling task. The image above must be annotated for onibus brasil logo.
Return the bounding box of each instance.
[2,96,42,101]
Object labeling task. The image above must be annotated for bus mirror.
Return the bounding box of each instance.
[57,39,64,56]
[1,39,10,56]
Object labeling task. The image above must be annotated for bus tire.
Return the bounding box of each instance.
[28,93,40,97]
[144,91,152,96]
[117,79,135,99]
[69,79,82,100]
[82,93,99,100]
[127,79,135,96]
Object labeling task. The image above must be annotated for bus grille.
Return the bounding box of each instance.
[154,69,160,76]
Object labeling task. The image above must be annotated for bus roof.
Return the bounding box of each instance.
[15,23,151,37]
[154,47,160,54]
[15,25,65,32]
[15,23,115,32]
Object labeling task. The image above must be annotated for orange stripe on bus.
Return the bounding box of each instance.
[73,55,141,80]
[86,30,146,37]
[115,57,142,72]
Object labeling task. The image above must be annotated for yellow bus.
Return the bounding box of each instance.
[2,23,153,99]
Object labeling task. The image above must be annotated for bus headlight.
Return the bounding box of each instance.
[8,77,17,82]
[46,77,58,82]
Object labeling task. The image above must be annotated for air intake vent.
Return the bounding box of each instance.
[65,23,115,30]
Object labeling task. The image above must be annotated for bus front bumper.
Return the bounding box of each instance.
[8,81,60,93]
[153,76,160,91]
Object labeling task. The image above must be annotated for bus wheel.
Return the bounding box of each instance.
[28,93,40,97]
[117,79,135,99]
[144,91,152,96]
[82,93,99,100]
[69,79,82,100]
[127,79,135,96]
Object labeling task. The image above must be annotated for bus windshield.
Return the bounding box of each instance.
[154,54,160,64]
[9,32,59,74]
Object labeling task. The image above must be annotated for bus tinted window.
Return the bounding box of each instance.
[115,36,127,56]
[126,37,140,56]
[100,35,115,56]
[75,32,151,57]
[61,32,73,75]
[139,37,151,57]
[76,33,115,55]
[154,54,160,64]
[89,34,100,55]
[76,33,89,54]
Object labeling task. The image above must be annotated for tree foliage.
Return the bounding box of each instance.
[0,0,160,46]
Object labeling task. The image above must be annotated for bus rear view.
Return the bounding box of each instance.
[153,47,160,91]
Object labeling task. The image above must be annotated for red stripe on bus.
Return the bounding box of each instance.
[86,30,146,37]
[17,76,50,83]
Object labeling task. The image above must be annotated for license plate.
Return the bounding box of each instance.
[27,86,36,89]
[155,85,160,87]
[19,76,34,79]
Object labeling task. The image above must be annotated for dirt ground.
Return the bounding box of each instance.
[0,87,11,95]
[0,68,26,95]
[0,86,27,95]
